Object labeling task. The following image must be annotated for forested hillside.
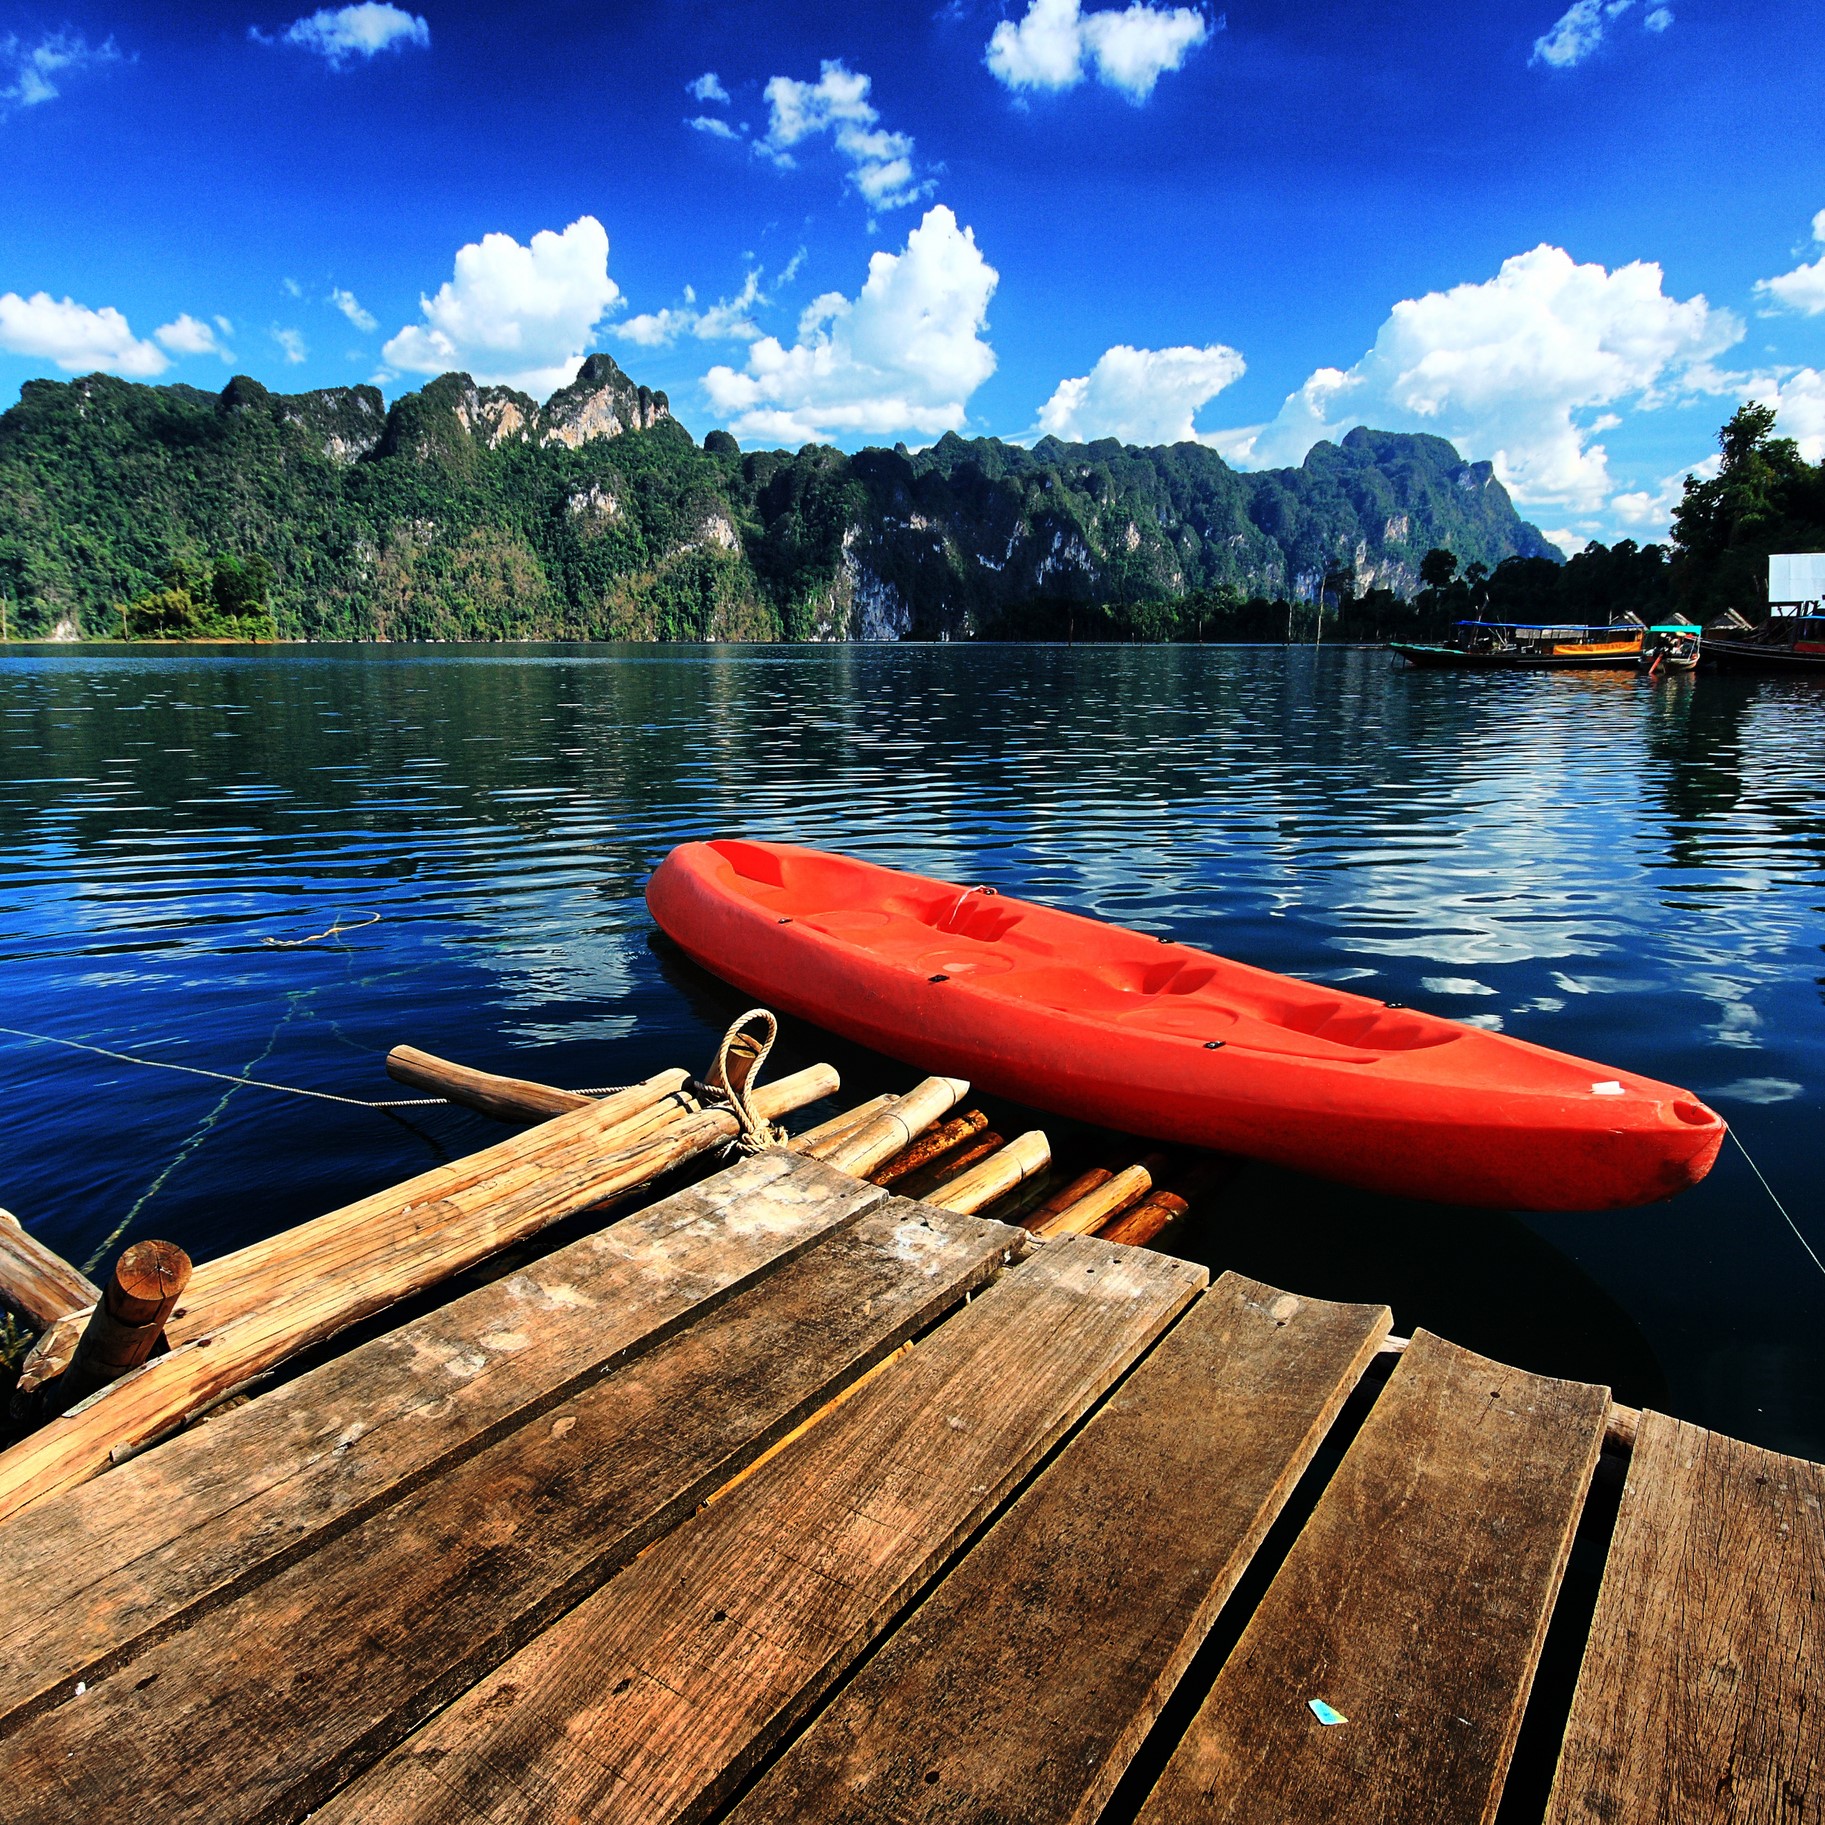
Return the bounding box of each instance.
[0,353,1561,642]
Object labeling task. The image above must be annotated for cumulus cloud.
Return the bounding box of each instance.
[1036,342,1245,444]
[262,3,429,67]
[1,30,119,108]
[1751,368,1825,461]
[703,203,997,444]
[1531,0,1668,67]
[616,270,764,349]
[759,61,927,210]
[381,215,621,396]
[1233,244,1741,514]
[987,0,1209,100]
[688,114,742,140]
[272,326,308,363]
[329,286,378,331]
[687,70,729,103]
[1610,454,1716,530]
[0,291,168,375]
[154,313,228,358]
[1754,210,1825,317]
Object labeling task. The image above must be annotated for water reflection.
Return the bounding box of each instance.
[0,643,1820,1453]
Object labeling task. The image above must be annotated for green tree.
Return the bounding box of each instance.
[1419,547,1459,590]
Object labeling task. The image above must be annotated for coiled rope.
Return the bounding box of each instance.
[700,1008,788,1155]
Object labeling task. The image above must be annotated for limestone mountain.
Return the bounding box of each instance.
[0,355,1556,641]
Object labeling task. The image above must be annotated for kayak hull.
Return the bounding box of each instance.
[647,841,1725,1210]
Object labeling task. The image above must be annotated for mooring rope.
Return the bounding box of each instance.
[1729,1126,1825,1287]
[0,1025,631,1112]
[704,1008,788,1154]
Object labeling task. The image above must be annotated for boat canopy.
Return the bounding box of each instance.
[1646,624,1703,634]
[1452,622,1638,637]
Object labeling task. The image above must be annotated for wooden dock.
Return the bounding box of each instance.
[0,1051,1819,1822]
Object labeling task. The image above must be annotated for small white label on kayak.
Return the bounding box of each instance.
[1591,1080,1625,1096]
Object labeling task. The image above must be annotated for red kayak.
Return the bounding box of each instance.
[647,840,1725,1210]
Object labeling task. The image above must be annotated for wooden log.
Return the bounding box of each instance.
[822,1076,970,1178]
[1543,1411,1825,1825]
[926,1131,1052,1216]
[384,1044,610,1121]
[732,1275,1391,1825]
[1031,1160,1158,1239]
[1138,1331,1610,1825]
[58,1241,192,1410]
[0,1210,98,1332]
[0,1154,890,1731]
[790,1094,896,1158]
[0,1205,1025,1825]
[313,1237,1207,1825]
[1099,1158,1233,1250]
[0,1070,840,1526]
[888,1130,1004,1204]
[867,1110,988,1186]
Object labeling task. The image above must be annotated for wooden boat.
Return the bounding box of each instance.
[647,841,1726,1211]
[1640,623,1701,672]
[1703,609,1825,673]
[1393,619,1645,670]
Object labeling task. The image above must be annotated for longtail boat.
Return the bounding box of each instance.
[1703,608,1825,673]
[1392,617,1646,669]
[1639,623,1701,672]
[647,840,1726,1211]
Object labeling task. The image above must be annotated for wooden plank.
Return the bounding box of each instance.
[314,1235,1209,1825]
[0,1202,1023,1825]
[1138,1330,1609,1825]
[732,1273,1392,1825]
[1544,1410,1825,1825]
[0,1153,892,1730]
[0,1209,98,1331]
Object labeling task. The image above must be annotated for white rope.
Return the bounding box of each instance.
[1730,1127,1825,1287]
[0,1025,629,1112]
[705,1009,787,1155]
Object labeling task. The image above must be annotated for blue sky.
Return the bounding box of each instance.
[4,0,1824,548]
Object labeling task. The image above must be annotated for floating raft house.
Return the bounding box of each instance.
[0,1035,1817,1824]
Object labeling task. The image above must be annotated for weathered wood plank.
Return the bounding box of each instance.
[0,1203,1022,1825]
[0,1153,890,1730]
[0,1210,98,1331]
[1544,1410,1825,1825]
[1138,1330,1609,1825]
[731,1273,1391,1825]
[315,1236,1208,1825]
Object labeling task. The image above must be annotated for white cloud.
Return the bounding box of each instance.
[1,30,119,108]
[1610,454,1716,531]
[267,4,429,67]
[688,114,742,140]
[1644,6,1672,28]
[272,326,308,363]
[1036,342,1245,444]
[0,291,168,375]
[616,271,764,349]
[1751,368,1825,461]
[154,313,227,358]
[759,61,927,210]
[687,71,729,103]
[282,277,304,298]
[1531,0,1668,67]
[329,286,378,331]
[1754,210,1825,317]
[703,203,997,444]
[381,215,620,396]
[1235,244,1741,514]
[986,0,1209,100]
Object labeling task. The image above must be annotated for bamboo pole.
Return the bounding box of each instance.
[788,1094,895,1158]
[0,1073,840,1525]
[867,1110,988,1187]
[58,1241,192,1410]
[385,1049,684,1124]
[821,1078,970,1179]
[1029,1161,1156,1239]
[925,1132,1051,1216]
[1020,1167,1112,1232]
[0,1210,99,1332]
[1098,1159,1230,1250]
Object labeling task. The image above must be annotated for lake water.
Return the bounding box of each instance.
[1,643,1821,1457]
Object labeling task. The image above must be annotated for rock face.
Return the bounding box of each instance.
[0,353,1553,642]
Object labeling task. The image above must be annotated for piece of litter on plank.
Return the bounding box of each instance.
[1591,1080,1625,1096]
[73,1682,85,1697]
[1308,1698,1347,1726]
